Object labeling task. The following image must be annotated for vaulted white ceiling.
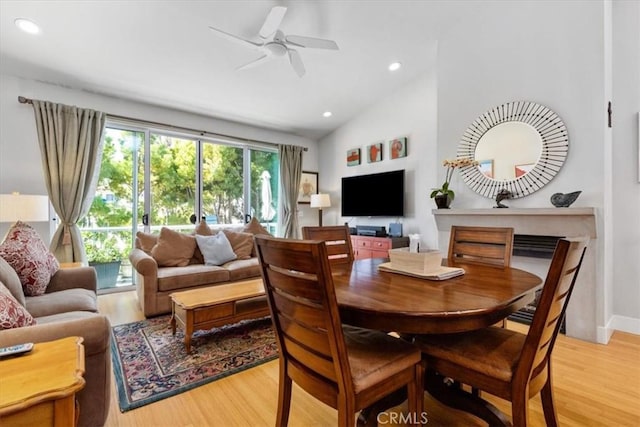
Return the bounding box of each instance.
[0,1,484,140]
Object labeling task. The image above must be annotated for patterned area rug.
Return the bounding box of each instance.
[110,315,278,411]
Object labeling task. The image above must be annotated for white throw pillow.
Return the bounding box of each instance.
[195,232,237,266]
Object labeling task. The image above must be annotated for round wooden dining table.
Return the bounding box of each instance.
[331,257,543,335]
[330,258,543,426]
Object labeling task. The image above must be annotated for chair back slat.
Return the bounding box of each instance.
[278,314,332,357]
[255,236,352,395]
[257,240,322,274]
[266,268,324,302]
[517,237,588,382]
[448,226,514,267]
[271,291,327,330]
[451,242,510,262]
[302,225,354,264]
[283,336,337,381]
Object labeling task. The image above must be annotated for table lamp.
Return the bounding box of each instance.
[310,193,331,227]
[0,192,50,224]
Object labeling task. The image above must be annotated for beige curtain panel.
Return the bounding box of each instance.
[278,144,303,239]
[31,100,106,263]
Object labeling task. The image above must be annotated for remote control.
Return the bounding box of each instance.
[0,342,34,357]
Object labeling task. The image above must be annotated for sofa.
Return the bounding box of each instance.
[130,218,270,317]
[0,257,111,427]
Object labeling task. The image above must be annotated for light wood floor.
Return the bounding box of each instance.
[99,291,640,426]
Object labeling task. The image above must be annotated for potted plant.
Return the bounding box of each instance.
[85,234,126,289]
[430,158,478,208]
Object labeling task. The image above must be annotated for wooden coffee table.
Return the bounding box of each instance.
[170,278,270,353]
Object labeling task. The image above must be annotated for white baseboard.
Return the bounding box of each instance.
[598,315,640,343]
[611,315,640,335]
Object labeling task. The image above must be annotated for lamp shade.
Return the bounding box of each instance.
[310,193,331,209]
[0,193,50,222]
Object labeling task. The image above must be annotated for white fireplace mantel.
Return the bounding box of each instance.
[432,207,599,343]
[432,208,596,238]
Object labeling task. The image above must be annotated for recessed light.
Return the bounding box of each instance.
[15,18,40,35]
[323,111,332,118]
[388,62,402,71]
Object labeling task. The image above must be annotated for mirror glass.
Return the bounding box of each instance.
[474,122,542,180]
[458,101,568,199]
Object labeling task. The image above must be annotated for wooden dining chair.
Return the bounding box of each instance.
[449,225,514,329]
[254,235,424,427]
[448,226,514,268]
[302,225,354,264]
[414,236,588,427]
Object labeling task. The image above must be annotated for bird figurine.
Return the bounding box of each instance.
[550,191,582,208]
[494,188,512,208]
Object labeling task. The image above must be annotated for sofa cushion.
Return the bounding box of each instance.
[224,258,261,281]
[0,221,59,296]
[151,227,196,267]
[190,220,214,265]
[195,219,213,236]
[135,231,158,254]
[196,232,237,266]
[223,230,254,260]
[0,280,36,329]
[157,265,230,292]
[25,288,97,318]
[0,256,25,306]
[31,309,99,325]
[242,217,272,236]
[242,218,272,256]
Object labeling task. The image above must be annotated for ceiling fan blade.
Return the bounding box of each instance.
[209,26,263,50]
[236,54,272,71]
[288,49,305,77]
[259,6,287,39]
[285,35,339,50]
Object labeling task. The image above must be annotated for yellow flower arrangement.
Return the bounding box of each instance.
[430,157,479,201]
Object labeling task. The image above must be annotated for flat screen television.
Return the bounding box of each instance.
[341,169,404,217]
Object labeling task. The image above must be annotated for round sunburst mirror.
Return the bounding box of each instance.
[457,101,569,199]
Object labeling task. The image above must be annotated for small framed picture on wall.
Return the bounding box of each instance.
[298,171,318,204]
[347,148,361,166]
[367,142,383,163]
[389,137,407,159]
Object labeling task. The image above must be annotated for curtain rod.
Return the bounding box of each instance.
[17,96,307,151]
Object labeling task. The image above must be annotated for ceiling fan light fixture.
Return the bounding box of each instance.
[265,42,287,57]
[208,6,337,78]
[388,62,402,71]
[323,111,333,118]
[15,18,40,35]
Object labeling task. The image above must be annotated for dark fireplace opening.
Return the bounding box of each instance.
[508,234,567,333]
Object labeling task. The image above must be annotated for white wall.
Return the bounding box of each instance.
[611,0,640,332]
[318,52,439,249]
[438,0,607,343]
[0,73,319,240]
[319,0,639,341]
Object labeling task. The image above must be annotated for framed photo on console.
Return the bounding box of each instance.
[298,171,318,204]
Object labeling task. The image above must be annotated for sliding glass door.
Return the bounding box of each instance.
[148,133,198,231]
[83,123,279,292]
[81,127,144,292]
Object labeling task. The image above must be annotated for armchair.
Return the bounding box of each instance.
[0,257,111,427]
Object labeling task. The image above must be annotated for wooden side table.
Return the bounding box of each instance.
[0,336,86,427]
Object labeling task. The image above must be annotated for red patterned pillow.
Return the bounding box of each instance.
[0,221,59,296]
[0,281,35,329]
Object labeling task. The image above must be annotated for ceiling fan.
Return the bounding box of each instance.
[208,6,339,77]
